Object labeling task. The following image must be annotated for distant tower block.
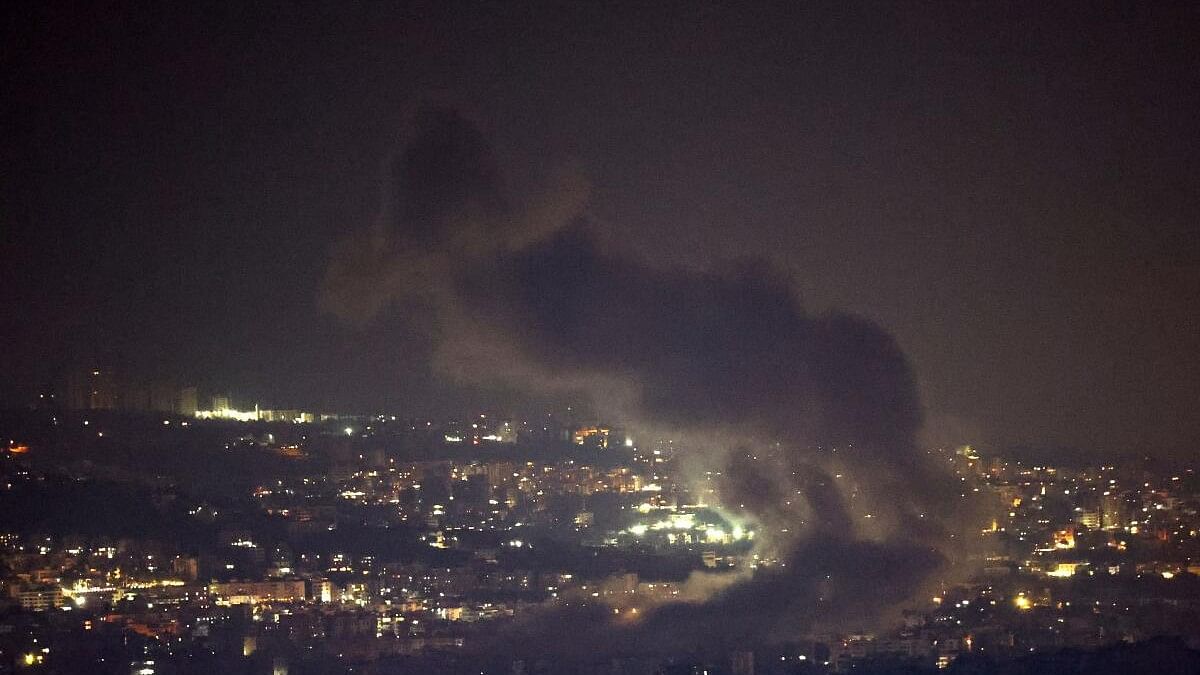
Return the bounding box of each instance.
[731,650,755,675]
[177,387,198,417]
[66,368,117,410]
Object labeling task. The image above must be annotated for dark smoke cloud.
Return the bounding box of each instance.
[322,107,968,660]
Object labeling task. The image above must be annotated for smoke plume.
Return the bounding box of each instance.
[322,107,964,661]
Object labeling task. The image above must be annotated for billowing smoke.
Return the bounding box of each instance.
[322,107,964,661]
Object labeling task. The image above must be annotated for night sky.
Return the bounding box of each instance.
[3,2,1199,457]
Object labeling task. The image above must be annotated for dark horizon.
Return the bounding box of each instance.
[4,2,1199,458]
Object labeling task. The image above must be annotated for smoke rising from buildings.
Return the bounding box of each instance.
[322,107,964,657]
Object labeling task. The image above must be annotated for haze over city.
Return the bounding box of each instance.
[2,3,1199,675]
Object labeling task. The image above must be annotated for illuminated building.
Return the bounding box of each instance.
[209,579,307,604]
[1075,509,1100,530]
[17,585,64,611]
[195,399,260,421]
[1047,562,1081,578]
[572,426,610,448]
[1102,493,1126,530]
[258,409,316,423]
[312,579,334,603]
[1053,527,1076,549]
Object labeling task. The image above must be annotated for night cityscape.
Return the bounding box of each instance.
[3,3,1200,674]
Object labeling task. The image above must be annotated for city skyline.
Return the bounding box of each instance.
[2,406,1199,673]
[2,5,1200,671]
